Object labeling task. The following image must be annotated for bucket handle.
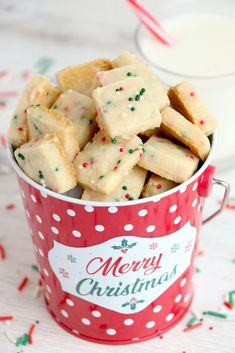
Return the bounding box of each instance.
[203,178,230,224]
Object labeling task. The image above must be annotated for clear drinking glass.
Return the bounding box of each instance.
[135,0,235,171]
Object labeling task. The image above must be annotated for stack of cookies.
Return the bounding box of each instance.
[8,52,217,201]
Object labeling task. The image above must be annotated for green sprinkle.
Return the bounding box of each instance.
[135,95,140,101]
[127,72,132,76]
[203,311,227,319]
[106,100,112,105]
[117,160,121,164]
[140,88,146,95]
[35,104,41,107]
[53,104,58,109]
[128,197,134,201]
[130,107,135,111]
[99,175,104,179]
[128,97,133,101]
[122,186,127,190]
[128,149,134,154]
[31,264,39,272]
[18,153,25,160]
[16,337,23,347]
[38,170,44,179]
[23,333,29,346]
[115,88,120,92]
[228,290,235,306]
[196,267,201,273]
[89,119,93,124]
[46,92,49,96]
[111,137,117,144]
[187,317,198,327]
[55,167,59,172]
[13,115,17,120]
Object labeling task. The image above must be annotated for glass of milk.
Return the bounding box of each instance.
[135,0,235,170]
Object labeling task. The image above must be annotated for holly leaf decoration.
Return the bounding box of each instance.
[112,245,122,250]
[121,239,128,248]
[122,302,130,307]
[136,299,145,304]
[127,242,137,249]
[130,303,137,310]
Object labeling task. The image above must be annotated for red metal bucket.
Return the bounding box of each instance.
[8,134,229,344]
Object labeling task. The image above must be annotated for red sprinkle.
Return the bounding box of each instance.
[199,119,205,125]
[114,166,118,171]
[209,326,214,330]
[224,301,233,310]
[82,162,88,168]
[38,279,42,286]
[28,323,36,344]
[102,137,106,142]
[139,153,143,158]
[0,316,13,321]
[0,244,6,259]
[6,203,15,210]
[17,276,29,292]
[183,322,202,332]
[156,184,161,189]
[119,148,124,152]
[119,86,124,91]
[63,105,70,113]
[190,91,195,97]
[125,194,131,199]
[18,127,23,132]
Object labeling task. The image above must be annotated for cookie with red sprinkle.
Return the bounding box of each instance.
[142,174,178,198]
[93,77,162,139]
[168,81,217,136]
[52,89,97,150]
[15,134,76,193]
[8,74,60,148]
[138,136,199,183]
[74,131,144,194]
[82,166,147,201]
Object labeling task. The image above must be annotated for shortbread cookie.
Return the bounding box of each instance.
[74,131,144,194]
[141,127,160,138]
[95,64,169,110]
[92,77,161,139]
[168,81,217,136]
[8,75,60,148]
[161,107,210,161]
[52,90,97,149]
[138,136,199,183]
[82,166,147,201]
[56,59,112,96]
[27,106,79,161]
[15,134,76,193]
[112,51,141,68]
[142,174,177,198]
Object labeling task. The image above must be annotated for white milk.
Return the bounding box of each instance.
[137,14,235,165]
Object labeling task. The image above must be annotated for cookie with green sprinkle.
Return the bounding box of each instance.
[142,174,178,198]
[14,134,76,193]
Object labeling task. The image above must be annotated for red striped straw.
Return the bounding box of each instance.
[127,0,173,46]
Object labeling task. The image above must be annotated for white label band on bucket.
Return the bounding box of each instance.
[48,221,196,314]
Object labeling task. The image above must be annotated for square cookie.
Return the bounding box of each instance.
[138,136,199,183]
[82,166,147,201]
[52,90,97,150]
[8,74,60,148]
[92,77,161,139]
[142,174,177,197]
[15,134,76,193]
[168,81,217,136]
[27,106,79,161]
[74,131,144,194]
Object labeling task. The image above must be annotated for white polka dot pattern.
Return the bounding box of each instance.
[146,321,156,328]
[61,310,69,318]
[81,318,91,326]
[106,328,116,335]
[165,313,174,322]
[174,216,181,225]
[38,231,44,240]
[26,209,30,218]
[192,198,198,207]
[84,205,94,213]
[146,225,155,233]
[138,209,148,217]
[180,278,187,287]
[95,225,105,232]
[124,224,133,231]
[66,299,74,307]
[51,226,59,235]
[72,230,81,237]
[184,293,190,303]
[192,182,198,191]
[46,285,52,293]
[91,310,101,318]
[108,206,118,214]
[38,248,44,257]
[169,204,177,213]
[67,209,76,217]
[175,294,182,303]
[43,268,49,277]
[40,189,48,198]
[36,214,42,223]
[153,305,162,313]
[31,194,37,203]
[53,214,61,222]
[179,184,187,193]
[124,319,134,326]
[21,190,25,198]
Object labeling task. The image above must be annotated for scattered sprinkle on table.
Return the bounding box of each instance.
[28,323,36,344]
[17,276,29,292]
[183,322,203,332]
[5,203,15,210]
[203,311,227,319]
[31,264,39,272]
[0,243,6,259]
[0,316,13,321]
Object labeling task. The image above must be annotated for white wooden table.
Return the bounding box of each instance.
[0,1,235,352]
